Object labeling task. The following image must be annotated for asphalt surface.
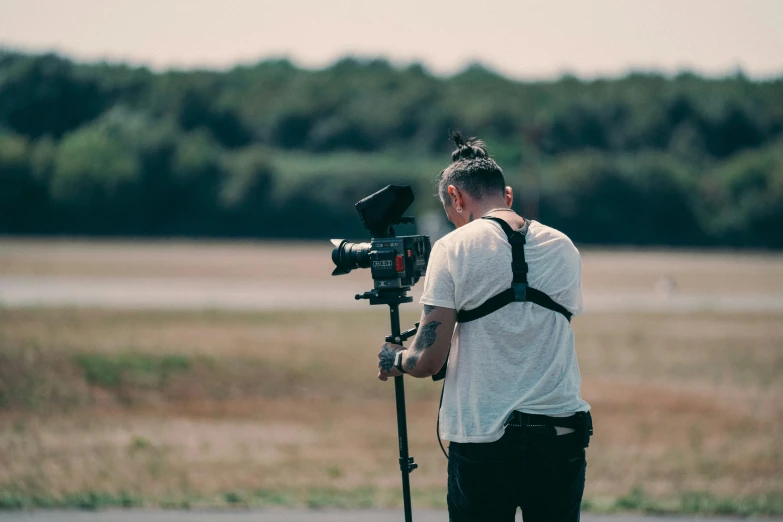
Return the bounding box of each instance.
[2,275,783,313]
[0,510,773,522]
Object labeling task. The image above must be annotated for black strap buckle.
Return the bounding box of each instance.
[512,283,527,301]
[511,260,529,274]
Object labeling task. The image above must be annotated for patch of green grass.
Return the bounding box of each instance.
[73,353,191,389]
[606,487,783,517]
[250,489,292,507]
[62,491,140,510]
[410,487,448,510]
[0,490,142,510]
[305,487,376,509]
[0,493,25,510]
[158,491,206,510]
[222,491,244,505]
[3,486,778,515]
[614,486,648,511]
[129,435,152,452]
[325,465,343,478]
[678,491,783,517]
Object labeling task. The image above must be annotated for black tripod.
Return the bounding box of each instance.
[356,288,420,522]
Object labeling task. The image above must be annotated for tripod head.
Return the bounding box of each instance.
[355,288,413,307]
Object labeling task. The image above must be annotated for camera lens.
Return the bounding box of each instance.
[330,239,372,276]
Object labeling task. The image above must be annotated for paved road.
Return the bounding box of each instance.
[2,241,782,313]
[0,510,772,522]
[2,275,783,313]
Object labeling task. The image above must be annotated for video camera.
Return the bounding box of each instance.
[330,184,431,521]
[331,185,431,291]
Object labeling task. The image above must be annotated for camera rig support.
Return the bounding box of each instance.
[355,288,419,522]
[332,185,431,522]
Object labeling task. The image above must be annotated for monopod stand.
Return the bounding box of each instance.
[356,288,420,522]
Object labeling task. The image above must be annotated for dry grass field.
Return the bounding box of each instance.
[0,241,782,514]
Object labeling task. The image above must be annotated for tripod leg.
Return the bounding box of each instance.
[395,374,414,522]
[388,303,414,522]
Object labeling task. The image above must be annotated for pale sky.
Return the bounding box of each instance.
[1,0,781,79]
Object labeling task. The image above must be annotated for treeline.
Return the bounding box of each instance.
[1,51,782,247]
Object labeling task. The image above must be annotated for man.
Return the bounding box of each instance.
[377,132,591,521]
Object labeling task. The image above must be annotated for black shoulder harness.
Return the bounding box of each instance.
[432,216,573,382]
[456,216,573,324]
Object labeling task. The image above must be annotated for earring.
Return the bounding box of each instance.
[456,206,463,213]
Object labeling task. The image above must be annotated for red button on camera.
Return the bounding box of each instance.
[395,255,404,272]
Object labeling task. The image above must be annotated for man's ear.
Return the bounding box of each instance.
[505,186,513,207]
[448,185,463,208]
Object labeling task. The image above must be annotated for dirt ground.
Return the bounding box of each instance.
[0,241,781,513]
[0,307,780,511]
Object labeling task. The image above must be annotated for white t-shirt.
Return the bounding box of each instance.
[420,218,590,443]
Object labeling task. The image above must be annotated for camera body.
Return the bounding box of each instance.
[331,185,431,291]
[370,235,430,289]
[333,235,430,290]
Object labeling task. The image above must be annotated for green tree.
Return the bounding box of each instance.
[50,119,141,233]
[698,143,783,247]
[0,53,105,138]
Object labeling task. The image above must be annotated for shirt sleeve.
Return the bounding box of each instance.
[561,246,585,316]
[420,240,456,309]
[571,254,585,316]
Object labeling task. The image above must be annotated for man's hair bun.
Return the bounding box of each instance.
[450,130,488,162]
[438,130,504,204]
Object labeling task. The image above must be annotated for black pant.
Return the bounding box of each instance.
[447,424,588,522]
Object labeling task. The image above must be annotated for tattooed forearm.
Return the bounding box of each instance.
[403,321,440,372]
[404,352,419,372]
[423,305,436,316]
[379,345,396,373]
[412,321,440,352]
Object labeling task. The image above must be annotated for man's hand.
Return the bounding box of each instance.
[377,342,403,381]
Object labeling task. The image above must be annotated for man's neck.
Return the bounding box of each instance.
[469,198,512,219]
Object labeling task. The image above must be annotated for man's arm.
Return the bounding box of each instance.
[377,304,456,380]
[402,304,456,378]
